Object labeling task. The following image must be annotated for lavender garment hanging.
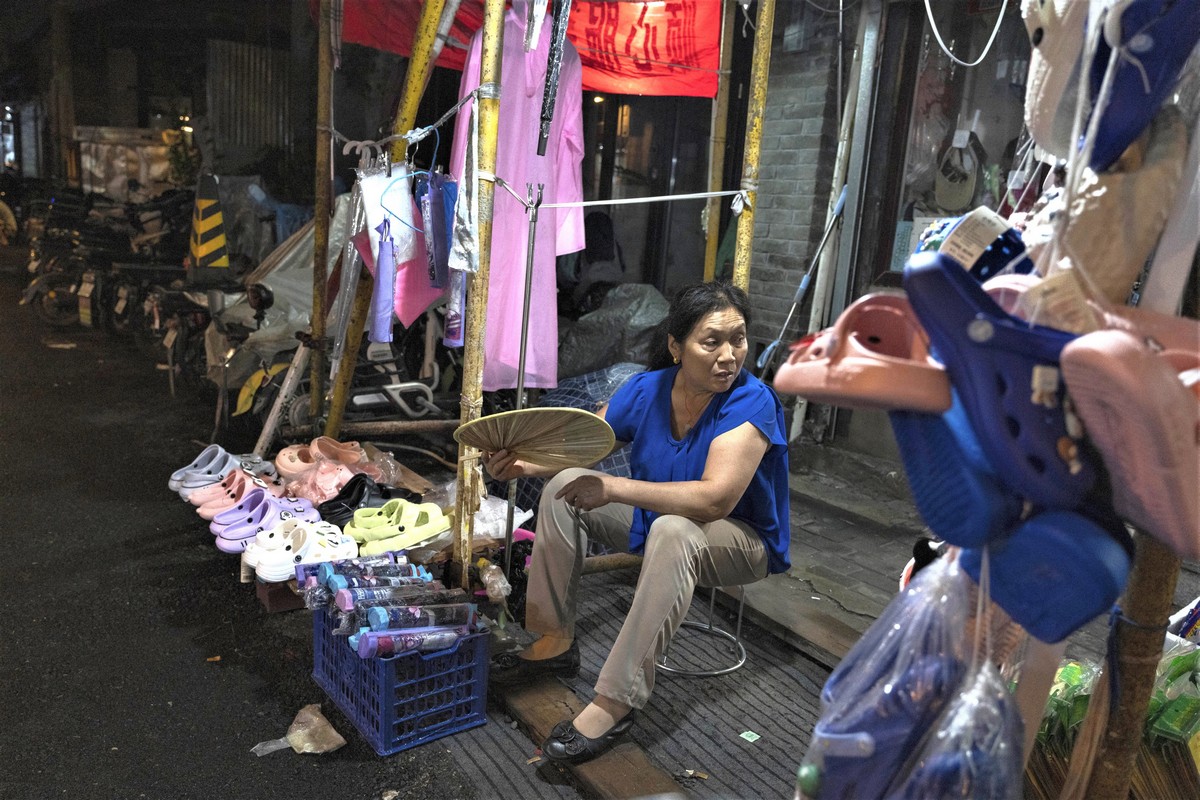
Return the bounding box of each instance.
[369,219,396,343]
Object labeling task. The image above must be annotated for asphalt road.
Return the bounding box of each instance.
[0,263,492,800]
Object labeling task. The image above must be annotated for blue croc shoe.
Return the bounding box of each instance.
[960,507,1133,643]
[889,392,1025,548]
[903,251,1096,510]
[1085,0,1200,171]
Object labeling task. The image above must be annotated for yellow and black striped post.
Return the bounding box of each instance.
[188,174,229,282]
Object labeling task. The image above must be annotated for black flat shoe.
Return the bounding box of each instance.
[541,710,636,764]
[318,474,414,528]
[489,641,580,686]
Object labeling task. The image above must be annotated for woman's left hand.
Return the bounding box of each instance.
[555,474,611,511]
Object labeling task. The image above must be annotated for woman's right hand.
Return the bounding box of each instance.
[481,448,529,482]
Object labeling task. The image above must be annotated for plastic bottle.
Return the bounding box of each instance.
[333,582,454,612]
[366,602,478,632]
[298,553,395,585]
[326,572,432,592]
[355,624,473,658]
[314,556,417,587]
[477,558,511,605]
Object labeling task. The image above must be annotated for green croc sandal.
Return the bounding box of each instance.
[359,503,452,556]
[343,498,409,542]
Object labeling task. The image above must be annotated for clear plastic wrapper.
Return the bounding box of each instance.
[352,623,475,658]
[332,589,471,635]
[321,563,424,587]
[304,584,333,610]
[251,703,346,756]
[365,602,477,632]
[333,582,451,612]
[295,553,396,585]
[326,573,430,591]
[798,555,970,800]
[1036,659,1102,751]
[883,661,1024,800]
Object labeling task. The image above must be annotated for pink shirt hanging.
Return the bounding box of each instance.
[450,2,585,391]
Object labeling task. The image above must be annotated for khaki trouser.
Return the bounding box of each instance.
[523,467,770,709]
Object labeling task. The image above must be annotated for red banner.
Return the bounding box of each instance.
[338,1,720,98]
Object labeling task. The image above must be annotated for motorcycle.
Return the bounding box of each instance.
[21,186,194,329]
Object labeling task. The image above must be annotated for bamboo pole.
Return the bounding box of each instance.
[731,0,776,292]
[310,0,333,427]
[50,1,78,184]
[703,0,737,281]
[389,0,449,162]
[322,268,374,437]
[325,0,448,439]
[1084,537,1181,799]
[452,0,506,591]
[290,418,459,441]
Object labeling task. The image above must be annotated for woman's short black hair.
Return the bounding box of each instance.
[647,281,751,370]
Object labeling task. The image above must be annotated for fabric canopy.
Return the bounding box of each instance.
[339,0,721,97]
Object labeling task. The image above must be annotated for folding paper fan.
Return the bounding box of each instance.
[453,407,615,469]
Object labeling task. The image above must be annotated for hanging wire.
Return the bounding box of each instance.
[804,0,859,14]
[922,0,1009,68]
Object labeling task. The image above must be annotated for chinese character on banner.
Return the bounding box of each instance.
[337,0,721,98]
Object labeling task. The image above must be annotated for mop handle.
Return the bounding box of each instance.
[756,185,847,372]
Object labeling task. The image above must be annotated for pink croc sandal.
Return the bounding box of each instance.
[310,436,367,465]
[275,443,317,480]
[1061,329,1200,559]
[772,292,951,413]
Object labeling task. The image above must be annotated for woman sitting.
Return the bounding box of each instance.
[483,281,792,764]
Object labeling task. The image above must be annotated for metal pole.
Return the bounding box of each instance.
[310,0,333,429]
[327,0,450,438]
[323,268,374,437]
[731,0,777,292]
[703,0,737,281]
[254,344,310,456]
[453,0,507,591]
[504,184,543,574]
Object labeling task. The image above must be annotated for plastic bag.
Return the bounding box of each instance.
[251,704,346,756]
[1037,659,1101,751]
[883,661,1024,799]
[797,555,970,800]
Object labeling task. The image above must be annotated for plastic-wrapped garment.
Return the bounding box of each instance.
[799,555,970,800]
[415,173,456,289]
[368,220,396,343]
[883,662,1024,800]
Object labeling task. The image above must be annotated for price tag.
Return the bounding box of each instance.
[114,297,127,315]
[938,207,1009,269]
[951,129,970,149]
[162,328,178,349]
[77,279,95,299]
[1019,270,1101,334]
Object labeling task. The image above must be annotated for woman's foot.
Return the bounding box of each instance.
[489,637,579,686]
[542,697,636,764]
[572,696,632,738]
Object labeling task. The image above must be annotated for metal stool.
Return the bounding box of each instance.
[656,586,748,677]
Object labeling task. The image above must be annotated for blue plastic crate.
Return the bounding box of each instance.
[311,609,489,756]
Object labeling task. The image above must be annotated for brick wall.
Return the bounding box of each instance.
[747,10,848,357]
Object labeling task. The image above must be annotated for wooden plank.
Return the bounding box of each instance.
[497,680,691,800]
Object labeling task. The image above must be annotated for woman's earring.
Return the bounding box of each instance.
[672,355,679,364]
